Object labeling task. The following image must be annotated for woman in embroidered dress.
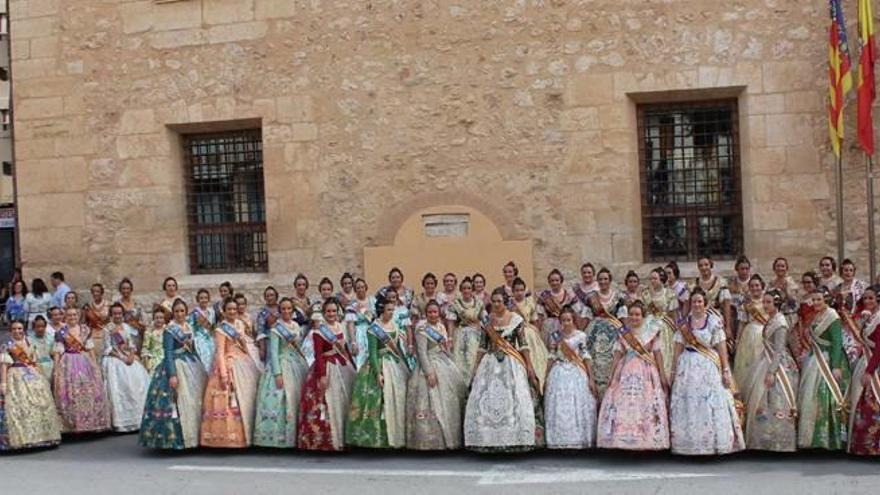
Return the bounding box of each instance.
[472,273,491,308]
[694,257,734,350]
[346,297,410,449]
[53,307,111,433]
[848,285,880,455]
[583,268,626,394]
[768,258,800,328]
[212,281,234,325]
[406,300,466,450]
[837,260,868,324]
[25,278,52,331]
[819,256,843,292]
[665,261,690,325]
[545,307,599,449]
[598,301,669,451]
[141,310,166,375]
[669,288,744,455]
[743,289,799,452]
[297,300,356,451]
[158,277,179,317]
[200,298,261,448]
[254,298,309,448]
[621,271,642,307]
[291,274,313,328]
[728,257,753,335]
[411,273,440,323]
[797,287,850,450]
[447,277,485,384]
[464,287,542,452]
[336,273,356,311]
[641,267,678,382]
[498,261,519,299]
[438,273,459,314]
[537,269,577,345]
[512,277,549,390]
[83,283,111,361]
[188,289,216,373]
[63,291,79,312]
[0,320,61,451]
[116,278,146,349]
[102,303,150,432]
[28,315,54,382]
[572,263,599,330]
[234,293,263,373]
[345,278,375,371]
[139,298,207,450]
[255,286,281,365]
[733,275,768,390]
[791,272,820,365]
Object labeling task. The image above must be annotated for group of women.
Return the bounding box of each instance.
[1,255,879,457]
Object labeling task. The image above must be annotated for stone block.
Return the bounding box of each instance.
[63,94,86,115]
[13,76,76,98]
[611,233,639,263]
[18,157,88,194]
[120,1,153,34]
[54,135,96,157]
[772,173,830,201]
[204,0,255,25]
[29,37,58,59]
[115,134,170,159]
[15,138,56,159]
[752,204,789,230]
[150,29,207,49]
[27,0,59,17]
[746,115,766,148]
[785,145,821,174]
[13,58,57,80]
[120,109,157,135]
[282,142,318,171]
[251,98,277,123]
[256,0,296,20]
[765,113,812,147]
[206,21,268,44]
[748,146,785,175]
[785,90,822,113]
[290,123,318,142]
[18,192,84,229]
[152,0,203,31]
[746,93,784,115]
[16,97,64,119]
[276,95,314,123]
[598,103,630,131]
[762,61,814,93]
[565,74,614,107]
[559,107,600,131]
[12,17,57,40]
[10,39,29,61]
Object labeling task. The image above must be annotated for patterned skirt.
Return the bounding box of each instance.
[200,354,260,448]
[139,358,207,449]
[54,352,111,433]
[297,361,355,451]
[346,356,409,448]
[2,366,61,450]
[405,351,467,450]
[254,355,308,448]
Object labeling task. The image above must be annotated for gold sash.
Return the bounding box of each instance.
[761,336,797,414]
[620,327,657,366]
[558,337,589,375]
[808,310,848,411]
[484,323,527,370]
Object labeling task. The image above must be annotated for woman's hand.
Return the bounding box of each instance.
[589,380,599,399]
[275,374,284,390]
[169,376,179,390]
[427,372,438,388]
[379,372,385,388]
[832,368,842,382]
[319,375,328,391]
[220,374,229,390]
[350,343,359,356]
[862,372,873,388]
[721,369,732,389]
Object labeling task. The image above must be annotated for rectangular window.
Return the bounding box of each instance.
[637,99,743,261]
[183,129,268,274]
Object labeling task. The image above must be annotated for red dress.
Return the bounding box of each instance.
[297,326,354,451]
[849,326,880,456]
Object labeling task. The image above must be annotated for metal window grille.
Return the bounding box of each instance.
[637,99,743,262]
[183,129,268,274]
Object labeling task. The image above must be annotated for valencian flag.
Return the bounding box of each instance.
[858,0,876,155]
[829,0,854,157]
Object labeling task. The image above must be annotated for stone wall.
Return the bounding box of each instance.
[8,0,880,299]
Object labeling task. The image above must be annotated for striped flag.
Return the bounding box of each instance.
[829,0,854,157]
[858,0,876,155]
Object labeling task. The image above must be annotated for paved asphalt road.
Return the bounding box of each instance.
[1,434,878,494]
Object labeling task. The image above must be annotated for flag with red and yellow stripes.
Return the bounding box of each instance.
[857,0,876,155]
[829,0,854,157]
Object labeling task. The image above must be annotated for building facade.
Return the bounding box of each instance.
[7,0,878,297]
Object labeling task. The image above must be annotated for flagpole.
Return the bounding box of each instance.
[837,150,846,264]
[868,154,877,282]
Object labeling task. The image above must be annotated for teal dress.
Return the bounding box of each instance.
[188,307,215,373]
[139,323,207,449]
[254,320,309,448]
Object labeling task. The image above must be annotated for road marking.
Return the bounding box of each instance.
[169,465,722,485]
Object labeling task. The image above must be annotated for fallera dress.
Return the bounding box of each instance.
[447,296,485,384]
[405,320,467,450]
[139,322,207,449]
[0,338,61,450]
[848,308,880,455]
[254,320,309,448]
[101,322,150,432]
[544,330,598,449]
[346,319,410,448]
[53,325,111,433]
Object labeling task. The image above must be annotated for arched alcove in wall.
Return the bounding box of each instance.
[364,204,534,292]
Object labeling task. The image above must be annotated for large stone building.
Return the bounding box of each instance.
[7,0,879,297]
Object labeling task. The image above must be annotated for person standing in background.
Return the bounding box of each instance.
[49,272,71,310]
[25,279,53,331]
